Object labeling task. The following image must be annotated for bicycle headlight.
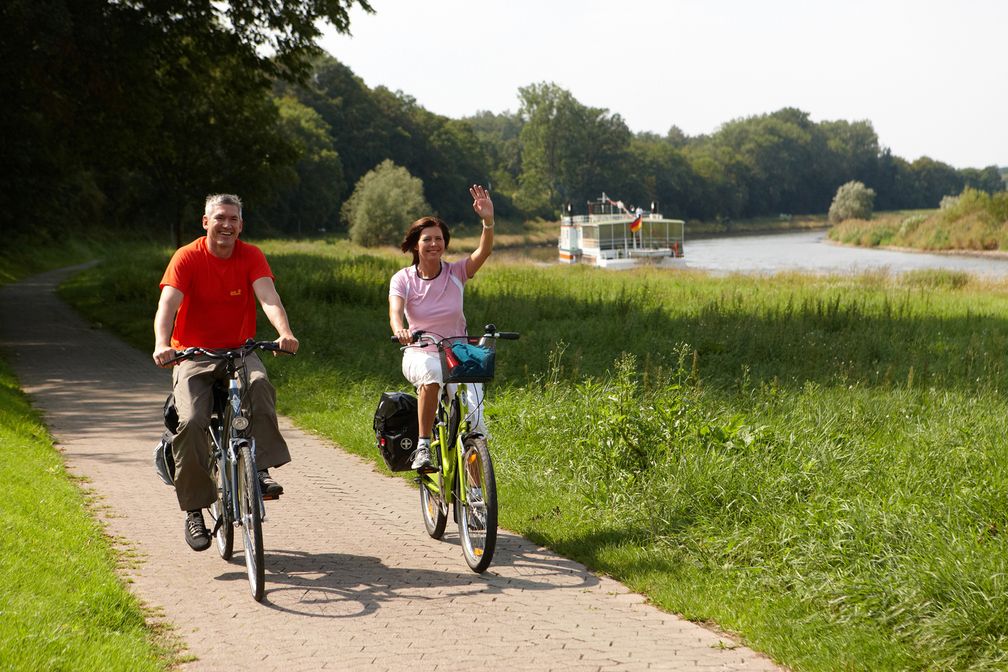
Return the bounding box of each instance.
[231,416,250,431]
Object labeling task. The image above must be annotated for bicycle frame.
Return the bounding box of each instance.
[209,364,264,529]
[420,381,473,513]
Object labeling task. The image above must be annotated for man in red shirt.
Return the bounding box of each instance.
[153,193,299,551]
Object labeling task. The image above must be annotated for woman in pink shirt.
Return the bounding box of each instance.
[389,185,495,469]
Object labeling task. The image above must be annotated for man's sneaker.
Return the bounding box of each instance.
[184,510,211,551]
[411,446,432,470]
[258,470,283,498]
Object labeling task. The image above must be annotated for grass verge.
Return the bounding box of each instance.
[0,358,173,670]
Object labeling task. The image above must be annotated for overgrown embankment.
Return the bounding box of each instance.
[830,187,1008,252]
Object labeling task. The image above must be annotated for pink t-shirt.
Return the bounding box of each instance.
[389,259,470,347]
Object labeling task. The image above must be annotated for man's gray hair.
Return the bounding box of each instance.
[204,193,243,217]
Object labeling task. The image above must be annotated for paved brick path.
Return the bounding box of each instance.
[0,267,784,671]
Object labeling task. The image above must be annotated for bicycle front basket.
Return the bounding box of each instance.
[440,338,496,383]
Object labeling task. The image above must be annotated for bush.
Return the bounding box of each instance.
[828,181,876,224]
[939,194,959,210]
[342,160,431,247]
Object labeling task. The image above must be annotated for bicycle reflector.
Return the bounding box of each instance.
[232,416,250,431]
[444,347,461,369]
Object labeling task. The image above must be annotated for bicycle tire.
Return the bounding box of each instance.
[457,435,497,573]
[420,438,448,539]
[209,450,233,559]
[237,442,265,601]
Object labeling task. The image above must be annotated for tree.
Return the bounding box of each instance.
[516,82,631,216]
[704,108,830,217]
[258,97,345,235]
[370,87,490,223]
[282,58,494,223]
[960,166,1004,194]
[907,157,963,208]
[342,160,430,247]
[283,55,401,189]
[820,120,880,182]
[829,181,876,223]
[464,110,524,218]
[0,0,372,243]
[620,135,698,219]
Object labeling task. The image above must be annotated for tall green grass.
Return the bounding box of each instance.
[0,359,169,671]
[60,238,1008,671]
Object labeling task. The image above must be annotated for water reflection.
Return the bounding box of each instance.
[684,230,1008,277]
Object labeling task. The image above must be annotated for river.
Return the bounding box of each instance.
[683,230,1008,277]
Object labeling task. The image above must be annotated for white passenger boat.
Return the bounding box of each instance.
[558,193,685,269]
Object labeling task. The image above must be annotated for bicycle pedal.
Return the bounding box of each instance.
[417,465,438,474]
[262,493,280,501]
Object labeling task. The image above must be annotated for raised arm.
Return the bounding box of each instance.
[253,276,299,354]
[466,184,494,278]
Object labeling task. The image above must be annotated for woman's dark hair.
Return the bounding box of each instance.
[400,216,451,265]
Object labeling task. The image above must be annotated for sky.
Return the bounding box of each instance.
[319,0,1007,170]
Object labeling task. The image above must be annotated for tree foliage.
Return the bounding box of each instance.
[4,9,1004,247]
[0,0,371,243]
[257,97,346,235]
[342,160,431,247]
[279,55,490,224]
[515,82,631,217]
[829,181,876,223]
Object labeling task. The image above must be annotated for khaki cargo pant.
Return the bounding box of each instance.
[170,352,290,511]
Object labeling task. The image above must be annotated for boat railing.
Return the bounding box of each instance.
[565,213,672,225]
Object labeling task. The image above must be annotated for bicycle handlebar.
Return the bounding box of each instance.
[166,339,294,366]
[389,324,521,345]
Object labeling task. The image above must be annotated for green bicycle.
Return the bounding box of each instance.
[397,324,519,572]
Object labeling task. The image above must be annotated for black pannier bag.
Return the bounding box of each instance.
[153,429,176,486]
[373,391,419,472]
[163,392,180,433]
[154,393,178,486]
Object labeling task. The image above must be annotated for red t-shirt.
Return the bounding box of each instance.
[160,237,273,349]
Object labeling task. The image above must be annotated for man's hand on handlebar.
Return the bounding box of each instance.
[153,345,176,368]
[274,334,299,356]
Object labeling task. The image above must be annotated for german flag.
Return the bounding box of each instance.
[629,215,642,233]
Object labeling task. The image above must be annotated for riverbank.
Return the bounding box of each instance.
[829,189,1008,255]
[828,236,1008,261]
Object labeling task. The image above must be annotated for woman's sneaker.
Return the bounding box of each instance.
[184,510,210,551]
[411,446,432,470]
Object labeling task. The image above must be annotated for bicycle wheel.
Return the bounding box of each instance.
[419,439,447,540]
[457,434,497,573]
[237,442,265,601]
[209,450,233,560]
